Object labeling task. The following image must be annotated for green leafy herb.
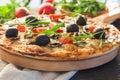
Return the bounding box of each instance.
[98,30,106,48]
[65,30,106,48]
[41,23,64,35]
[56,0,106,17]
[26,21,50,25]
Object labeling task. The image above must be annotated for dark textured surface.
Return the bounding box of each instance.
[70,19,120,80]
[111,18,120,30]
[70,50,120,80]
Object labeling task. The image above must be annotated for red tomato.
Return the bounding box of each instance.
[59,36,73,44]
[42,0,54,3]
[15,7,30,18]
[49,14,64,22]
[38,3,54,15]
[88,25,95,33]
[17,25,25,32]
[56,29,63,33]
[32,28,46,33]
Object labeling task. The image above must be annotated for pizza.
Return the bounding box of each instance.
[0,14,120,61]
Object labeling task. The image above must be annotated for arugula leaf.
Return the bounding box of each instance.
[57,0,106,17]
[42,23,64,35]
[76,34,94,39]
[26,21,50,25]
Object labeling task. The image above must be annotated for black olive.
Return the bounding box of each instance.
[93,28,106,39]
[35,35,50,46]
[67,24,79,32]
[76,15,87,26]
[25,16,39,26]
[5,28,18,38]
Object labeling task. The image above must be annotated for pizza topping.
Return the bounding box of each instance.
[50,34,61,40]
[42,23,64,35]
[93,27,106,39]
[76,15,87,26]
[32,27,46,33]
[25,16,39,26]
[88,25,95,33]
[67,24,79,32]
[59,36,73,44]
[17,25,25,32]
[5,28,18,38]
[49,14,64,22]
[56,29,63,33]
[49,43,62,48]
[35,35,50,46]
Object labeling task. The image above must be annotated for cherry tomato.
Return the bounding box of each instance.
[42,0,54,3]
[38,3,54,15]
[15,7,30,18]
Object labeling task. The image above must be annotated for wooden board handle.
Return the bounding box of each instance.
[93,12,120,23]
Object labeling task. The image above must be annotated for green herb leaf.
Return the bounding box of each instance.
[57,0,106,17]
[42,23,64,35]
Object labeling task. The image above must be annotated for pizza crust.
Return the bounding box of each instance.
[0,41,119,61]
[0,44,119,71]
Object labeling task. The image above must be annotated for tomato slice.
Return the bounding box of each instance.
[59,36,73,44]
[49,14,64,22]
[88,25,95,33]
[56,29,63,33]
[32,27,46,33]
[17,25,25,32]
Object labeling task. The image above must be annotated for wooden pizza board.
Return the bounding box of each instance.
[0,46,119,71]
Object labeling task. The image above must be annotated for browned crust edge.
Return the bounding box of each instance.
[0,44,119,61]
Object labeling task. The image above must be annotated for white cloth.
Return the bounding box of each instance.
[0,61,77,80]
[106,0,120,16]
